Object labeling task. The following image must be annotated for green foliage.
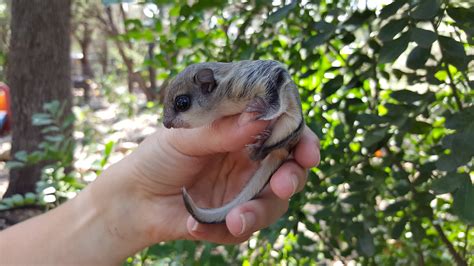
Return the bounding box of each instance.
[0,192,36,210]
[117,0,474,264]
[2,100,83,208]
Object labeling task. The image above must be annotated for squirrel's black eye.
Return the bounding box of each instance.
[174,95,191,112]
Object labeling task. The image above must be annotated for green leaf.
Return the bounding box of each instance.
[344,10,375,28]
[1,197,14,207]
[356,114,388,126]
[363,127,388,148]
[14,150,28,162]
[394,180,410,196]
[438,36,468,70]
[11,194,24,206]
[444,107,474,130]
[406,120,432,135]
[379,32,410,64]
[410,221,425,242]
[26,151,43,164]
[447,7,474,26]
[124,19,142,30]
[313,21,336,32]
[431,173,468,195]
[379,0,407,19]
[435,153,468,172]
[45,135,65,143]
[300,68,318,79]
[390,90,424,103]
[406,46,431,69]
[169,5,180,17]
[357,229,375,257]
[378,18,408,42]
[155,21,162,32]
[413,192,435,204]
[176,32,191,48]
[24,192,37,204]
[314,207,332,220]
[41,126,60,134]
[322,75,343,98]
[266,1,297,24]
[411,0,440,20]
[104,141,115,157]
[411,28,437,48]
[32,113,53,126]
[6,161,25,169]
[43,100,60,114]
[385,200,409,215]
[305,31,333,50]
[391,217,408,239]
[447,125,474,164]
[452,179,474,223]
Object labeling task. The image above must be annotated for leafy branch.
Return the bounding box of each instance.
[433,223,467,266]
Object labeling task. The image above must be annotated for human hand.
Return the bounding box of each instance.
[109,113,320,245]
[0,113,320,265]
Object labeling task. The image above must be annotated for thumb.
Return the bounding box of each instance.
[164,113,269,156]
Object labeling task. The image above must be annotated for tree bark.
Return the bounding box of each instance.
[76,23,94,102]
[78,23,94,80]
[4,0,72,197]
[99,38,108,75]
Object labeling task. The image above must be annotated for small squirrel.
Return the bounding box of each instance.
[163,60,304,223]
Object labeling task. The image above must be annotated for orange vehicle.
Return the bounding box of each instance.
[0,82,11,135]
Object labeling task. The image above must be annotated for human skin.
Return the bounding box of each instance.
[0,113,320,265]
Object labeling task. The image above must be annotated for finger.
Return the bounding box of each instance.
[225,192,289,237]
[269,160,308,200]
[293,126,321,168]
[166,113,269,156]
[186,216,251,244]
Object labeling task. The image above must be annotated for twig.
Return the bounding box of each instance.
[452,30,473,91]
[417,244,425,266]
[433,223,467,266]
[444,64,464,111]
[462,225,470,258]
[312,226,346,263]
[431,21,464,111]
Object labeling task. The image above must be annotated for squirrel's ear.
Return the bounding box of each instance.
[194,68,216,94]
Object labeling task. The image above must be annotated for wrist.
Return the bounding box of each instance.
[92,157,190,246]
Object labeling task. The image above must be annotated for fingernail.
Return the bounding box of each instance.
[239,212,256,235]
[290,175,298,196]
[238,112,256,127]
[188,217,202,233]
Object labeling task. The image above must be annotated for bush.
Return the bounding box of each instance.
[119,0,473,264]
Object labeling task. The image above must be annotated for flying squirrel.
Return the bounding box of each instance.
[163,60,304,224]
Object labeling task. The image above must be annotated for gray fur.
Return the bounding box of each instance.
[163,60,304,223]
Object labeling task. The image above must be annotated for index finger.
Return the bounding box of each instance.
[293,126,321,168]
[165,114,269,157]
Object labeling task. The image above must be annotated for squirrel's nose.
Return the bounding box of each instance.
[163,119,173,129]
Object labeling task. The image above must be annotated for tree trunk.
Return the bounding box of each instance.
[78,23,94,103]
[4,0,72,197]
[79,23,94,79]
[100,38,108,75]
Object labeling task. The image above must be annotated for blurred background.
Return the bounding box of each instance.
[0,0,472,264]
